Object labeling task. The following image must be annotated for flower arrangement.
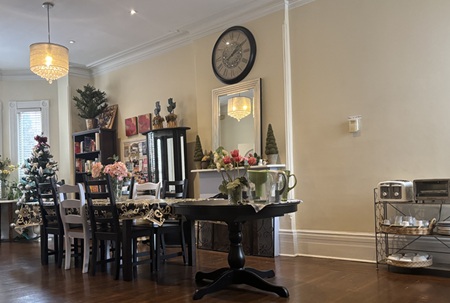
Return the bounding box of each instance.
[91,160,129,180]
[0,155,18,199]
[0,156,17,182]
[90,156,130,201]
[213,147,257,202]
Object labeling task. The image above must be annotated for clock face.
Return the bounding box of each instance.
[212,26,256,85]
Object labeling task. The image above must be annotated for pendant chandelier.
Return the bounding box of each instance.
[227,96,252,121]
[30,2,69,84]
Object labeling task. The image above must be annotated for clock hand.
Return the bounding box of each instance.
[226,40,246,60]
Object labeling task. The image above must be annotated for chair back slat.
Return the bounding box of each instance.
[131,180,162,200]
[161,179,188,199]
[83,174,119,234]
[36,177,63,229]
[58,183,88,227]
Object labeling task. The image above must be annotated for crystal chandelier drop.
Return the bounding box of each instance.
[227,97,252,121]
[29,2,69,84]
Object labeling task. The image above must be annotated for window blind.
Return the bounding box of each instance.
[17,110,42,180]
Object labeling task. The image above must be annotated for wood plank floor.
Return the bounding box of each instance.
[2,240,450,302]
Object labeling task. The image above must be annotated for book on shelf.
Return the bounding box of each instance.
[74,142,81,154]
[75,159,84,173]
[95,133,101,150]
[84,137,92,152]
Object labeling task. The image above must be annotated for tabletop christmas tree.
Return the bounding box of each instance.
[18,135,58,204]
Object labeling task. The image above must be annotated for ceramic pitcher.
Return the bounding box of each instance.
[281,170,297,201]
[248,170,286,202]
[266,171,287,202]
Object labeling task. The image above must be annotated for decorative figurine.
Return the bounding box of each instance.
[152,101,164,129]
[165,97,178,128]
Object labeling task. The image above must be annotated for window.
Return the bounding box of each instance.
[9,101,50,179]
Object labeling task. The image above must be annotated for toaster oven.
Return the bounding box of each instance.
[414,179,450,202]
[377,180,414,202]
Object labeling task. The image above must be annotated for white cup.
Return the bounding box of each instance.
[413,256,427,262]
[417,220,424,227]
[383,219,391,225]
[401,221,410,227]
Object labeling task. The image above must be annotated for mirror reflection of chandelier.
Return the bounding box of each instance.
[227,96,252,121]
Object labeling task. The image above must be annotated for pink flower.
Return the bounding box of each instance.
[91,162,103,178]
[230,150,240,158]
[104,161,129,181]
[223,156,232,164]
[247,156,257,166]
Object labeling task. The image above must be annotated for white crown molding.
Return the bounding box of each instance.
[0,0,315,79]
[90,0,316,76]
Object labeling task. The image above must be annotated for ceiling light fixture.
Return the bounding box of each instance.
[227,96,252,121]
[29,2,69,84]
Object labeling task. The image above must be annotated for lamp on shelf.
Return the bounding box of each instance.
[29,2,69,84]
[227,96,252,122]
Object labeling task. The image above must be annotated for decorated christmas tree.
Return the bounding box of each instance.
[17,135,58,204]
[194,135,204,162]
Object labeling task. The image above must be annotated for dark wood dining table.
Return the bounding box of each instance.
[172,199,300,300]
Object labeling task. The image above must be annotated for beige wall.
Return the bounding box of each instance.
[291,0,450,233]
[0,80,60,171]
[4,0,450,243]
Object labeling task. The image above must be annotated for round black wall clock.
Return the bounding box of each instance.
[211,26,257,85]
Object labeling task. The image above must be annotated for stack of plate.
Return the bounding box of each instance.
[436,221,450,235]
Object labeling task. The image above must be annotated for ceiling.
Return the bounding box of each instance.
[0,0,295,76]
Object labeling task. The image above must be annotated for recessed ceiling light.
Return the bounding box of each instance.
[69,40,76,44]
[130,9,137,15]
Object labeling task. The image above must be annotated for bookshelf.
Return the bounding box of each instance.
[72,128,117,184]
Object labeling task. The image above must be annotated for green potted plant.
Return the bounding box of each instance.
[73,84,108,129]
[265,123,279,164]
[201,150,211,169]
[193,135,204,169]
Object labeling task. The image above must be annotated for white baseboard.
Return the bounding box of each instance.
[279,229,377,263]
[279,229,450,265]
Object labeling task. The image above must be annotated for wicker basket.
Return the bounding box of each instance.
[380,218,436,235]
[386,256,432,268]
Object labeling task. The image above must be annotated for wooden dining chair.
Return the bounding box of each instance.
[130,180,162,200]
[58,183,91,273]
[154,179,188,271]
[83,174,154,279]
[36,177,65,267]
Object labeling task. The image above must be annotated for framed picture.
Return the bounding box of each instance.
[122,138,148,182]
[125,117,138,136]
[97,104,118,129]
[138,113,152,133]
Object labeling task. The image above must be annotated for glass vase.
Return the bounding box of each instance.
[0,180,7,200]
[228,185,242,204]
[111,178,123,202]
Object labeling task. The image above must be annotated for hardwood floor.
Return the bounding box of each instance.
[2,239,450,302]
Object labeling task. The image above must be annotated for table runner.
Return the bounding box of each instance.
[12,198,301,234]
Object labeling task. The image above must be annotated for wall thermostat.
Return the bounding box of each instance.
[348,115,361,133]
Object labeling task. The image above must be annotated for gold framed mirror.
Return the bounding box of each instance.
[212,78,261,156]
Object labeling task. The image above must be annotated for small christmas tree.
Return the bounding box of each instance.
[194,135,204,162]
[17,135,58,204]
[265,124,279,155]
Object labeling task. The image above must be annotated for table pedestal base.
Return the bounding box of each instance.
[193,267,289,299]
